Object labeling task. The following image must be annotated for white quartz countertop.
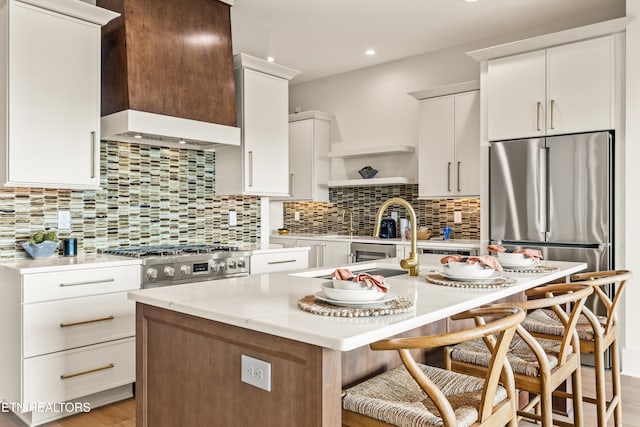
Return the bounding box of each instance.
[0,254,142,274]
[272,233,480,249]
[128,254,586,351]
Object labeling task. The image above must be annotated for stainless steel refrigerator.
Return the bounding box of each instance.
[489,130,613,366]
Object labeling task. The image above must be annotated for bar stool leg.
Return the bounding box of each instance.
[594,341,608,427]
[612,338,623,426]
[572,364,584,427]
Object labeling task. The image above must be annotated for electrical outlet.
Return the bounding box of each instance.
[229,210,237,227]
[391,211,398,221]
[294,211,300,221]
[241,355,271,391]
[57,210,71,230]
[454,211,462,224]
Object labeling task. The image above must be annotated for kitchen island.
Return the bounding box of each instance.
[128,254,585,426]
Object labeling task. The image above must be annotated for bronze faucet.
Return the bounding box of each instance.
[342,208,358,237]
[373,197,419,276]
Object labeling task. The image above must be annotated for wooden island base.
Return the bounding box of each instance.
[135,303,448,427]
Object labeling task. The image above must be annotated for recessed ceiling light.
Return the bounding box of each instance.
[365,49,376,56]
[465,0,478,2]
[179,140,186,145]
[134,134,142,139]
[267,56,275,63]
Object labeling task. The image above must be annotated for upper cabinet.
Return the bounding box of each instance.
[488,36,613,141]
[0,0,118,189]
[416,88,480,198]
[216,54,299,196]
[288,111,331,201]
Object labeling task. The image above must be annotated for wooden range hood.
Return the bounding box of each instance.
[97,0,240,150]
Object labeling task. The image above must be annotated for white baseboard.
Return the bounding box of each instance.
[622,348,640,378]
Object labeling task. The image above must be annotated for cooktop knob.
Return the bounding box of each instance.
[164,266,175,277]
[180,265,191,275]
[146,268,158,279]
[237,259,246,268]
[210,262,220,272]
[219,262,227,271]
[228,260,237,269]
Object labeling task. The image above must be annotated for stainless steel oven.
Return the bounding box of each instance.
[351,243,396,263]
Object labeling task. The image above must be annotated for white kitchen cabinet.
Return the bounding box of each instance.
[0,262,139,426]
[0,0,117,189]
[287,111,331,201]
[216,54,299,196]
[250,249,309,274]
[299,239,352,268]
[418,90,480,198]
[487,36,613,141]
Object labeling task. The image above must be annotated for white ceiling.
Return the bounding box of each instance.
[230,0,625,84]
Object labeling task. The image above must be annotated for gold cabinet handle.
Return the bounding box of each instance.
[550,99,556,129]
[60,315,114,328]
[447,162,452,192]
[248,151,254,187]
[457,161,461,192]
[536,102,541,131]
[59,278,115,287]
[90,131,97,179]
[60,363,114,380]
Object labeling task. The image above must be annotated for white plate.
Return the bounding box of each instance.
[498,257,537,268]
[315,291,397,307]
[441,270,500,282]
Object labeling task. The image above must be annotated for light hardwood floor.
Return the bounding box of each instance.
[0,368,638,426]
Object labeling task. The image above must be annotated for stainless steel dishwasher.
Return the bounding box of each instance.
[351,242,396,262]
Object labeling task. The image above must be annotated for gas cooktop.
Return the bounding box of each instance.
[101,244,251,288]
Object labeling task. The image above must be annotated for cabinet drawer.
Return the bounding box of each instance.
[23,292,135,358]
[23,338,135,405]
[251,250,308,274]
[23,265,140,303]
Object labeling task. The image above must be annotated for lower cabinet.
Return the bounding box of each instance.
[0,262,140,426]
[250,249,309,274]
[299,239,352,268]
[23,338,135,405]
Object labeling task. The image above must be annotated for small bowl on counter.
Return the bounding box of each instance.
[22,240,60,259]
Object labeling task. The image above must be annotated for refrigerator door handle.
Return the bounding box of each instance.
[539,147,548,236]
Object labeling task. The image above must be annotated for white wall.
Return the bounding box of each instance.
[622,0,640,377]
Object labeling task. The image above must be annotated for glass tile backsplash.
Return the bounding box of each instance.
[283,185,479,239]
[0,141,260,259]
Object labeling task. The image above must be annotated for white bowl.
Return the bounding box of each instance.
[496,252,526,261]
[320,282,385,302]
[496,256,536,268]
[447,261,483,271]
[332,278,369,291]
[443,263,495,279]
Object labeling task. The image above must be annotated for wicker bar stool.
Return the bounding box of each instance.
[445,283,594,427]
[522,270,632,426]
[342,306,525,427]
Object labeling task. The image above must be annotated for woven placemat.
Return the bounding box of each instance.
[502,265,559,274]
[297,295,414,317]
[426,274,516,289]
